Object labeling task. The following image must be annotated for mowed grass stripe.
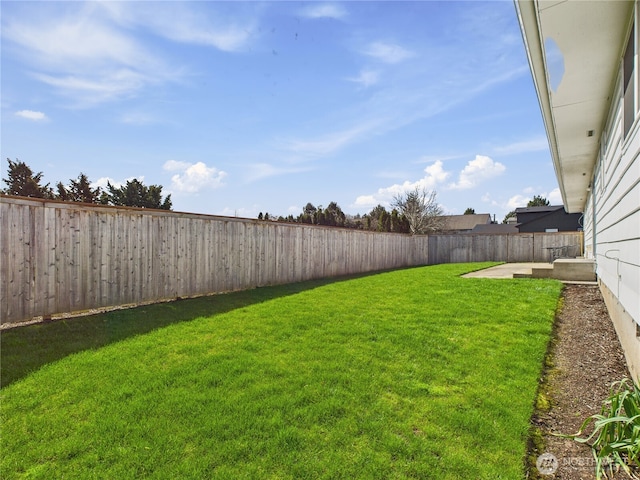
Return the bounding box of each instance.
[1,263,562,479]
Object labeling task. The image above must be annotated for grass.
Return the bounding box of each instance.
[1,276,350,389]
[1,263,563,479]
[525,296,562,480]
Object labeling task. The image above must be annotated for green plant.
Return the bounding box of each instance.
[568,378,640,479]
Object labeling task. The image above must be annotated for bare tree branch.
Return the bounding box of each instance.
[392,187,444,234]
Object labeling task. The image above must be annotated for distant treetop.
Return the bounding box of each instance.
[527,195,550,207]
[2,158,172,210]
[2,158,54,199]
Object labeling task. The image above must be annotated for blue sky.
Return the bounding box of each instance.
[1,1,560,220]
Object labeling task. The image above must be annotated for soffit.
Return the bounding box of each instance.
[521,0,632,212]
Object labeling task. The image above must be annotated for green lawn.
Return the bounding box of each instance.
[1,263,563,479]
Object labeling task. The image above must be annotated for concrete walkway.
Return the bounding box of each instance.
[462,262,598,284]
[461,263,551,279]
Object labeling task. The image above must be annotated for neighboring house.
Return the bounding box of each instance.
[516,0,640,379]
[505,215,518,225]
[515,205,583,233]
[470,223,519,234]
[437,214,493,233]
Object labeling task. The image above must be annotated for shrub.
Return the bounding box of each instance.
[567,378,640,479]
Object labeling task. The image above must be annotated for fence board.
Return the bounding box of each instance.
[1,196,582,325]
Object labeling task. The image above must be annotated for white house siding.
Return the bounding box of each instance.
[516,0,640,378]
[587,34,640,377]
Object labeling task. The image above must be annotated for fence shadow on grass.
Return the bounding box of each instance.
[1,273,376,388]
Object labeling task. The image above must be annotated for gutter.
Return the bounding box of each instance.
[513,0,568,208]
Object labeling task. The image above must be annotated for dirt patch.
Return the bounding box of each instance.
[529,284,636,479]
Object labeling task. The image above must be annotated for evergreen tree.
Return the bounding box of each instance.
[503,195,551,223]
[323,202,346,227]
[105,179,172,210]
[502,210,517,224]
[527,195,550,207]
[298,202,317,224]
[366,205,388,231]
[2,159,54,199]
[56,173,101,203]
[390,208,410,233]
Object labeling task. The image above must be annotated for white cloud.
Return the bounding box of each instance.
[92,175,143,190]
[15,110,48,121]
[507,188,561,208]
[94,1,255,52]
[417,153,464,164]
[280,33,527,163]
[493,136,549,155]
[300,3,347,20]
[347,69,380,88]
[171,27,250,52]
[120,112,161,126]
[421,161,451,188]
[363,41,414,64]
[276,12,529,164]
[163,160,191,172]
[163,160,227,193]
[448,155,505,190]
[218,206,256,218]
[3,6,173,107]
[483,187,562,216]
[283,119,384,160]
[375,170,410,180]
[244,163,312,182]
[481,193,493,203]
[93,177,115,190]
[506,194,530,210]
[2,2,253,107]
[4,12,149,71]
[353,161,450,209]
[548,187,562,204]
[353,195,378,209]
[136,6,254,52]
[35,70,151,107]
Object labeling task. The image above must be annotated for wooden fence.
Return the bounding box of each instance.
[427,232,583,264]
[0,196,583,325]
[0,197,429,325]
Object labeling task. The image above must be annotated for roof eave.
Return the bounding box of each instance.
[514,0,568,208]
[515,0,632,214]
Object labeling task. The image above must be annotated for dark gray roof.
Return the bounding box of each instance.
[515,205,565,214]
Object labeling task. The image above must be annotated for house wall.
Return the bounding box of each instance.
[516,211,583,233]
[586,11,640,378]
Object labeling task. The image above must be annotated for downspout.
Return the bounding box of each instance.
[591,184,597,260]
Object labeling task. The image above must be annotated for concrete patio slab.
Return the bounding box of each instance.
[462,262,598,284]
[462,263,550,279]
